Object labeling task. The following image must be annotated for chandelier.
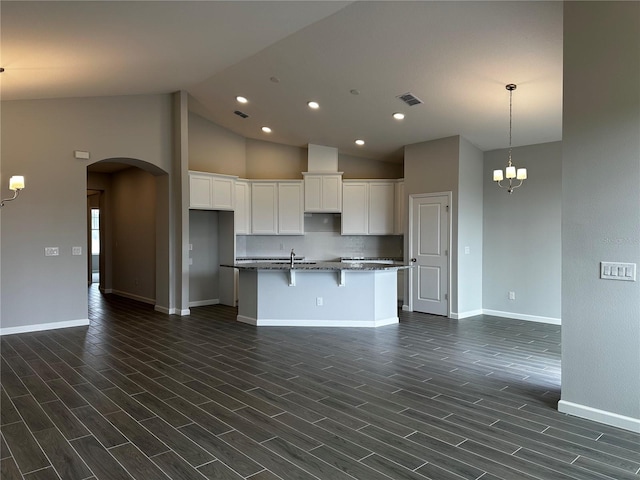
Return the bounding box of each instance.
[493,84,527,193]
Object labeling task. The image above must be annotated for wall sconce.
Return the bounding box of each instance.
[493,84,527,193]
[1,176,25,208]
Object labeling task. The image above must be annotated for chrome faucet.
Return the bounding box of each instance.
[290,249,296,268]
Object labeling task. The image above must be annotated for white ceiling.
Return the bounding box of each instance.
[1,1,563,162]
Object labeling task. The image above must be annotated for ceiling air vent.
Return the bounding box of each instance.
[396,92,423,107]
[234,110,249,118]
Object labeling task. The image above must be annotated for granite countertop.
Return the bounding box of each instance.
[235,256,306,262]
[340,256,403,262]
[224,261,411,271]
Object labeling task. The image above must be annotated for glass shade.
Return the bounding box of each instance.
[493,170,504,182]
[9,176,25,190]
[517,168,527,180]
[506,166,516,179]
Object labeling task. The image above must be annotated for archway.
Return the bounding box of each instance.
[86,158,170,314]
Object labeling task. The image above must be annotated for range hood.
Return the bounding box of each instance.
[307,144,339,173]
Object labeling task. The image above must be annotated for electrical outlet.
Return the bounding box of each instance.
[508,291,516,300]
[44,247,59,256]
[316,297,323,306]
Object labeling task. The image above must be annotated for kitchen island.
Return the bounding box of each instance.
[225,261,411,327]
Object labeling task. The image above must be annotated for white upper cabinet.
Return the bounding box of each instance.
[250,182,279,234]
[303,173,343,212]
[342,180,396,235]
[234,180,251,235]
[250,180,304,235]
[342,182,369,234]
[278,181,304,234]
[369,181,395,234]
[189,171,237,210]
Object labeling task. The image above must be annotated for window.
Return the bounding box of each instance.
[91,208,100,255]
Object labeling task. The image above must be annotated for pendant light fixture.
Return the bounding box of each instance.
[493,84,527,193]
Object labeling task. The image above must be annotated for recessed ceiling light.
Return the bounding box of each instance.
[236,96,248,104]
[350,89,360,95]
[355,139,365,146]
[392,112,405,120]
[307,101,320,109]
[261,126,272,133]
[270,76,280,83]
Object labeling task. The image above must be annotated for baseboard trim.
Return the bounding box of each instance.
[451,309,483,320]
[236,315,399,328]
[482,309,561,325]
[111,290,155,305]
[0,319,90,336]
[401,304,411,312]
[189,299,220,307]
[558,400,640,433]
[154,305,171,315]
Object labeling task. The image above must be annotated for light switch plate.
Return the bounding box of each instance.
[45,247,59,256]
[600,262,636,281]
[72,246,82,256]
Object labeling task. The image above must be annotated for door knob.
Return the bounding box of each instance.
[411,258,417,262]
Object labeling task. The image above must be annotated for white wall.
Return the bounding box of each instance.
[1,95,173,334]
[560,1,640,432]
[483,141,562,323]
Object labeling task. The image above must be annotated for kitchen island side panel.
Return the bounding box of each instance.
[238,270,258,320]
[237,269,398,326]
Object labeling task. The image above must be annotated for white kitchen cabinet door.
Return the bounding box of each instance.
[278,181,304,235]
[369,181,395,235]
[303,173,342,212]
[342,182,369,234]
[251,182,278,235]
[235,180,251,234]
[189,173,213,209]
[189,172,236,210]
[211,175,235,210]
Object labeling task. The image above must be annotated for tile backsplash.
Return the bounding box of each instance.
[236,213,403,261]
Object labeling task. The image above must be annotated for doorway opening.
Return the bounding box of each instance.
[90,207,100,283]
[86,190,103,286]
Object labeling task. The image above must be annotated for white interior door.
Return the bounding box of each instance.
[410,193,450,316]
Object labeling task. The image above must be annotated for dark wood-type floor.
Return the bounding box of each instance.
[1,286,639,480]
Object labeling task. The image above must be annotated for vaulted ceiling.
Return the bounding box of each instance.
[1,1,563,162]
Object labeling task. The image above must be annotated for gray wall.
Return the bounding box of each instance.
[1,94,173,332]
[483,141,562,322]
[111,167,157,303]
[560,1,640,429]
[189,112,246,176]
[403,135,461,315]
[189,210,220,304]
[188,110,403,180]
[457,137,484,316]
